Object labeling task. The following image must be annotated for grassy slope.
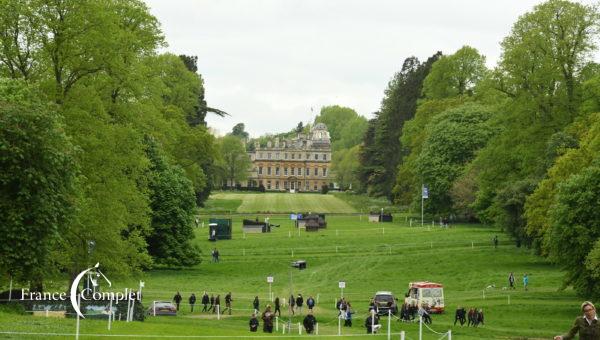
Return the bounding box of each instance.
[206,192,357,214]
[0,199,581,339]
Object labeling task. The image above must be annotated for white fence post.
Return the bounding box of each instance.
[298,322,301,335]
[400,330,405,340]
[387,309,391,340]
[217,305,220,320]
[75,294,81,340]
[276,317,279,331]
[448,330,452,340]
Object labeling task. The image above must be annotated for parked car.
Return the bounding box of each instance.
[147,301,177,316]
[373,291,398,316]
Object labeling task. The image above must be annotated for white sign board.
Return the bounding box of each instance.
[338,281,346,289]
[267,276,274,283]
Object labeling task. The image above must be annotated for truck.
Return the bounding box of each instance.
[404,281,445,314]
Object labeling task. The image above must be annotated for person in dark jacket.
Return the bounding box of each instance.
[555,301,599,340]
[173,291,182,311]
[365,310,381,334]
[289,294,295,315]
[201,292,209,312]
[306,296,315,311]
[274,297,281,316]
[262,305,274,333]
[296,294,304,314]
[344,302,354,327]
[454,306,466,326]
[189,293,196,312]
[223,292,233,315]
[253,296,260,313]
[303,311,317,334]
[208,294,215,312]
[214,295,221,314]
[249,313,259,332]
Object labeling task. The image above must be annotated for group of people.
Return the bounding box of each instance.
[249,305,318,334]
[508,272,529,290]
[336,298,355,327]
[453,307,484,327]
[173,291,233,314]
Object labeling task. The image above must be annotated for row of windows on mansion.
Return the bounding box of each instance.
[257,165,327,177]
[255,152,328,161]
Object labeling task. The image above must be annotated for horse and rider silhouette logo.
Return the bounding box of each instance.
[70,262,111,318]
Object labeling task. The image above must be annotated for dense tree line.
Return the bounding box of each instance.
[356,0,600,299]
[0,0,220,289]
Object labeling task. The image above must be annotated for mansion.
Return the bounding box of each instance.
[245,123,332,192]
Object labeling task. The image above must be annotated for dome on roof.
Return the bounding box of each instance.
[312,123,328,131]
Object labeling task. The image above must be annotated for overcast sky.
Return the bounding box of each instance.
[144,0,595,137]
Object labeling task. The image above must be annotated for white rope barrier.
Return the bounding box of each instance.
[0,331,408,338]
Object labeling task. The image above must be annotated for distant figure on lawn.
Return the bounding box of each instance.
[201,292,209,312]
[554,301,599,340]
[189,293,196,312]
[223,292,233,315]
[303,310,317,334]
[249,313,259,332]
[306,296,315,312]
[365,309,381,334]
[274,297,281,316]
[253,296,260,313]
[493,235,498,248]
[296,294,304,314]
[173,291,182,311]
[289,294,296,315]
[508,272,515,289]
[214,295,221,314]
[208,294,215,312]
[345,302,354,327]
[212,248,220,262]
[454,306,466,326]
[262,305,274,333]
[523,273,529,291]
[418,305,432,324]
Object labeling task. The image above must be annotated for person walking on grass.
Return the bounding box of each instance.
[296,294,304,314]
[201,292,209,312]
[214,295,221,314]
[274,297,281,316]
[208,294,215,312]
[189,293,196,313]
[303,310,317,334]
[223,292,233,315]
[289,294,295,315]
[253,296,260,314]
[345,302,354,327]
[523,273,529,291]
[554,301,599,340]
[173,291,182,311]
[307,296,315,312]
[508,272,515,289]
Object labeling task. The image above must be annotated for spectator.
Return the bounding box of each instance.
[509,272,515,289]
[345,302,354,327]
[493,235,498,248]
[554,301,599,340]
[223,292,233,315]
[306,296,315,312]
[289,294,295,315]
[173,291,182,311]
[365,310,381,334]
[303,311,317,334]
[262,305,274,333]
[212,248,220,263]
[189,293,196,313]
[296,294,304,314]
[253,296,260,314]
[467,308,475,326]
[523,273,529,291]
[201,292,209,312]
[208,294,215,312]
[214,295,221,314]
[454,306,466,326]
[274,297,281,316]
[477,309,484,326]
[249,313,259,332]
[418,305,432,324]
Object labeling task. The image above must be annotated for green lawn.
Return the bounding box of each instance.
[0,197,583,339]
[205,192,357,213]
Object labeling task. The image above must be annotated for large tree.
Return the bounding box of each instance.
[215,135,251,189]
[0,79,76,289]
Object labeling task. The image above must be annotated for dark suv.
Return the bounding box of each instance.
[373,291,397,316]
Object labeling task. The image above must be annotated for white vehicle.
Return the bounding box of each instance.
[404,281,445,313]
